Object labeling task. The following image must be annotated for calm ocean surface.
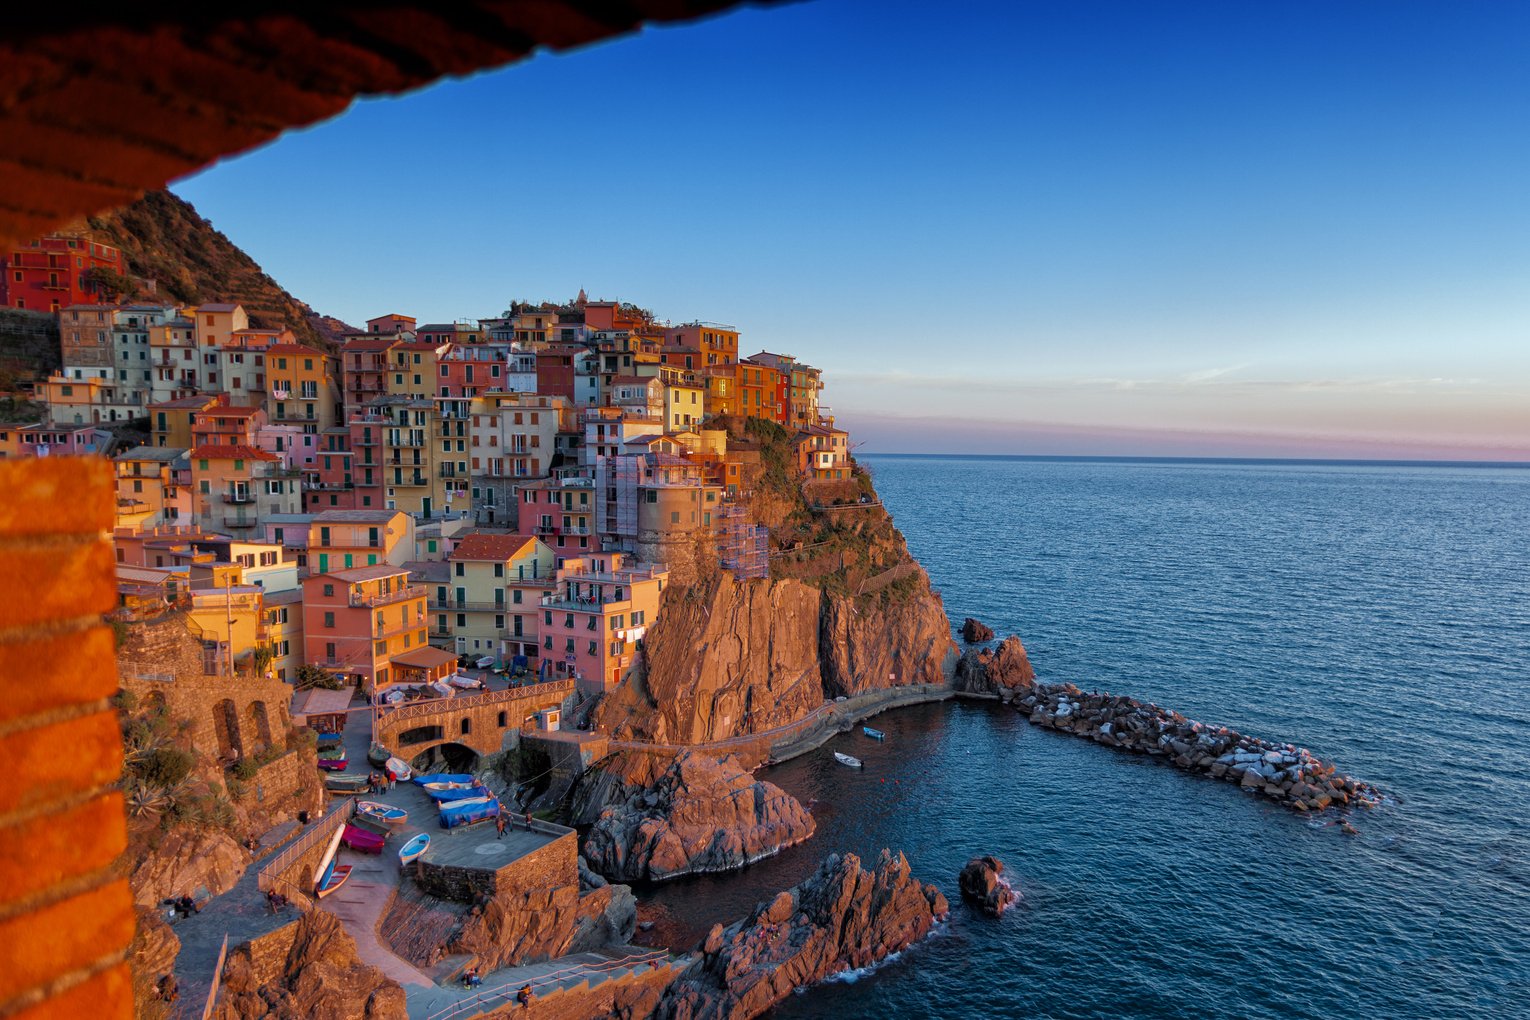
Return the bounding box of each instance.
[636,456,1530,1019]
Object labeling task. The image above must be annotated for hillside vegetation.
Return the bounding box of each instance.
[87,190,353,349]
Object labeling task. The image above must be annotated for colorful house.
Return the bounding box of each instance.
[539,552,667,696]
[438,532,555,663]
[302,565,428,691]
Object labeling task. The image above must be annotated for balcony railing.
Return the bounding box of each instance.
[395,473,429,487]
[222,491,254,504]
[374,619,426,640]
[438,467,465,480]
[350,584,425,608]
[221,516,256,529]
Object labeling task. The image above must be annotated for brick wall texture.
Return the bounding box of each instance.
[0,458,133,1020]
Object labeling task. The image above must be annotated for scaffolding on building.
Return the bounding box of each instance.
[717,502,768,580]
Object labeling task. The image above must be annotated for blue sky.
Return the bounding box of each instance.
[173,0,1530,459]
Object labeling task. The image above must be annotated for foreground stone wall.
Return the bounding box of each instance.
[0,458,135,1020]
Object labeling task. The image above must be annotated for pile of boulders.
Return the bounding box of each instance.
[1014,680,1384,812]
[958,856,1018,917]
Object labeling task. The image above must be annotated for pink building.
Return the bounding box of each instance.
[0,422,112,458]
[538,552,666,696]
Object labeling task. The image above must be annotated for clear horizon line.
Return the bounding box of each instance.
[857,452,1530,468]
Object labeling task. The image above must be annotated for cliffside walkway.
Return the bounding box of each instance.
[606,681,955,762]
[409,946,677,1020]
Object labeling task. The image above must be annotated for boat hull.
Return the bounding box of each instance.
[834,752,863,768]
[398,833,430,867]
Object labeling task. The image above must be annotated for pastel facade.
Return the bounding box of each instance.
[266,343,339,433]
[302,565,428,691]
[539,552,666,696]
[309,508,415,574]
[438,532,555,662]
[112,445,191,530]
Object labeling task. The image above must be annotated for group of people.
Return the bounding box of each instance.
[494,810,536,839]
[163,894,199,919]
[458,968,535,1009]
[265,889,290,913]
[367,771,395,795]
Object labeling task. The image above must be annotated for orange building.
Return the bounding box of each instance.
[302,564,428,691]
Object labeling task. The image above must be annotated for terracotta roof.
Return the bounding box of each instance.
[189,444,279,461]
[197,405,263,417]
[312,509,402,523]
[341,335,402,352]
[390,645,456,669]
[450,532,536,561]
[196,302,242,312]
[266,343,327,356]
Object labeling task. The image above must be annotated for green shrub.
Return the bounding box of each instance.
[231,758,259,781]
[139,747,195,787]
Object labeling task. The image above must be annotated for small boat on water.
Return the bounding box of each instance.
[368,743,392,767]
[862,726,886,740]
[356,801,408,825]
[834,752,864,768]
[399,832,430,867]
[384,756,412,782]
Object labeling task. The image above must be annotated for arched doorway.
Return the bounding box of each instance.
[247,700,273,753]
[212,698,242,760]
[409,742,480,774]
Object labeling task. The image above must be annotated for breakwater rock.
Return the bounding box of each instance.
[958,856,1018,917]
[216,909,406,1020]
[582,752,816,882]
[657,850,948,1020]
[961,617,995,643]
[1014,677,1384,812]
[953,635,1036,698]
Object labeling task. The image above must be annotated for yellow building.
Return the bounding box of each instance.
[184,584,267,674]
[150,394,223,447]
[663,380,705,431]
[385,340,450,399]
[309,508,416,574]
[266,342,339,434]
[262,589,304,682]
[351,396,470,519]
[438,532,555,664]
[189,302,249,348]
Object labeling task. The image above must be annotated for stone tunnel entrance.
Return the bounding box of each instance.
[410,742,480,774]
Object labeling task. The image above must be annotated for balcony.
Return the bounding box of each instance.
[438,466,465,480]
[390,435,427,448]
[432,599,513,613]
[395,473,429,487]
[353,435,380,446]
[221,516,256,529]
[373,618,425,640]
[349,583,426,608]
[222,490,254,504]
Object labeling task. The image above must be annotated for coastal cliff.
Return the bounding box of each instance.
[656,850,948,1020]
[581,752,815,882]
[596,419,957,745]
[215,910,407,1020]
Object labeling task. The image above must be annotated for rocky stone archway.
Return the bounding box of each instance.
[0,0,781,247]
[247,700,274,753]
[407,741,481,774]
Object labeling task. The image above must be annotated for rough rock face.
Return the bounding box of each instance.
[961,618,995,643]
[657,850,948,1020]
[953,634,1037,700]
[570,882,639,953]
[216,910,406,1020]
[448,883,581,969]
[131,827,250,907]
[597,576,826,744]
[582,752,815,882]
[129,906,180,1019]
[958,856,1018,917]
[819,577,956,698]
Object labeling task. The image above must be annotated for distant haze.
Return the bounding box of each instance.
[174,0,1530,460]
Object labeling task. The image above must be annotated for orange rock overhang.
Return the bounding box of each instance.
[0,0,790,247]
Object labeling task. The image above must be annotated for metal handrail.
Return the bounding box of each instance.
[256,809,347,896]
[377,679,572,723]
[422,948,672,1020]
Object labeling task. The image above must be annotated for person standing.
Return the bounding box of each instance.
[495,811,507,840]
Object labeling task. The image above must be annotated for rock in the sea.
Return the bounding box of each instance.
[583,751,815,882]
[958,855,1018,917]
[954,634,1037,700]
[657,850,947,1020]
[216,909,406,1020]
[961,617,995,643]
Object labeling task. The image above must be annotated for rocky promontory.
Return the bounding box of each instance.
[216,910,406,1020]
[953,634,1036,699]
[961,617,995,643]
[958,855,1018,917]
[657,850,948,1020]
[582,751,816,882]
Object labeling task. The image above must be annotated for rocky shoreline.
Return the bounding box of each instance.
[655,850,947,1019]
[955,633,1385,813]
[582,752,816,883]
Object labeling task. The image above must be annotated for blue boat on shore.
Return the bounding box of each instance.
[398,832,430,867]
[439,795,499,829]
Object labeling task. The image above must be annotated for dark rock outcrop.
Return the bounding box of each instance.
[961,618,995,643]
[1012,680,1385,813]
[958,856,1017,917]
[129,906,180,1019]
[582,752,815,882]
[216,910,406,1020]
[657,850,947,1019]
[953,634,1037,700]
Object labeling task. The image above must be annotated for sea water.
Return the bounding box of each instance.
[636,456,1530,1019]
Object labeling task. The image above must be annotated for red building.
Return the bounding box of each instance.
[535,344,582,401]
[1,232,126,312]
